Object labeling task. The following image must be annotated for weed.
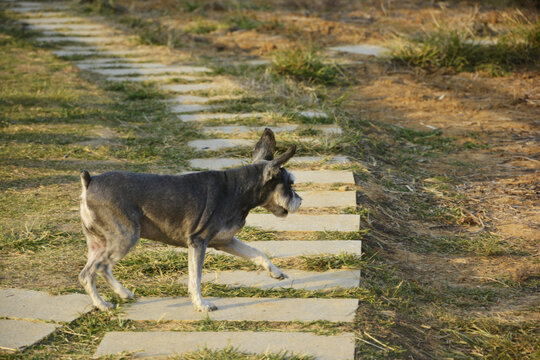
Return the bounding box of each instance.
[185,18,218,34]
[391,23,540,75]
[271,47,342,84]
[0,225,80,252]
[433,233,511,256]
[227,12,261,31]
[106,81,164,100]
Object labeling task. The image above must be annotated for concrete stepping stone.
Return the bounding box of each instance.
[176,240,362,258]
[188,139,254,151]
[85,67,205,76]
[123,297,358,322]
[0,288,92,322]
[161,83,223,93]
[189,158,245,170]
[242,240,362,258]
[291,170,354,184]
[105,75,196,83]
[299,110,328,119]
[182,269,360,290]
[0,320,59,351]
[23,17,86,24]
[290,155,351,165]
[297,190,356,207]
[77,62,206,70]
[165,94,215,104]
[246,214,359,231]
[188,155,350,170]
[164,94,241,104]
[202,124,342,135]
[41,29,115,37]
[330,44,387,56]
[96,331,355,360]
[28,23,105,31]
[36,36,124,44]
[170,104,217,113]
[180,112,266,122]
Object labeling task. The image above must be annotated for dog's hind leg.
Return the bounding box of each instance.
[98,263,135,300]
[215,237,287,280]
[96,225,140,301]
[79,231,115,310]
[187,240,217,312]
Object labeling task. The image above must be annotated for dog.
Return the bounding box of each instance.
[79,128,302,312]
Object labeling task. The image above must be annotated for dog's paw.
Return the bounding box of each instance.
[195,301,218,312]
[96,301,116,311]
[118,288,135,300]
[270,268,288,280]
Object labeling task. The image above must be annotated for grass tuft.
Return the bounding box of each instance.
[271,47,342,84]
[391,23,540,76]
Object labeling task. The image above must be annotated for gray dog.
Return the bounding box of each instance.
[79,128,302,312]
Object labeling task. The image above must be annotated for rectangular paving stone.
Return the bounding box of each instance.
[202,124,342,136]
[23,17,87,24]
[0,320,59,351]
[180,112,266,122]
[189,158,246,170]
[299,110,328,119]
[244,240,362,258]
[289,155,351,165]
[170,104,217,113]
[0,288,92,322]
[183,269,360,290]
[297,190,356,207]
[28,23,105,30]
[292,170,354,184]
[188,139,254,151]
[330,44,387,56]
[89,66,210,76]
[161,83,223,93]
[246,214,359,231]
[96,331,355,360]
[187,156,350,170]
[36,36,124,43]
[41,29,114,36]
[175,240,362,258]
[106,75,197,83]
[123,297,358,322]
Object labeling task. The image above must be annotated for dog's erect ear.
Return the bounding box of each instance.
[252,128,276,162]
[263,145,296,181]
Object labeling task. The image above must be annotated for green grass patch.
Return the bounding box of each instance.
[432,233,511,256]
[177,346,315,360]
[391,23,540,75]
[271,46,343,84]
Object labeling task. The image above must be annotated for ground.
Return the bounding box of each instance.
[0,0,539,359]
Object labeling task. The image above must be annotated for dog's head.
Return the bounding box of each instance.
[252,128,302,217]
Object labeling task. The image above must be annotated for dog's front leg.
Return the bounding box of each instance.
[187,242,217,312]
[216,237,287,280]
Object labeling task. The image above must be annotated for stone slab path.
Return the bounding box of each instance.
[246,214,360,231]
[0,288,93,322]
[0,320,59,352]
[180,269,360,290]
[124,297,358,322]
[96,331,355,360]
[0,288,92,350]
[177,240,363,258]
[7,2,362,357]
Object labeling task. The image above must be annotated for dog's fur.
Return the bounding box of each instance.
[79,129,302,311]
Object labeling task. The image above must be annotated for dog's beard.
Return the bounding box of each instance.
[274,186,302,214]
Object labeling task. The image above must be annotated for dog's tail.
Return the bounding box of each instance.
[81,170,91,189]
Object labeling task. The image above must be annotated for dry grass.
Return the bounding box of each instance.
[2,1,539,359]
